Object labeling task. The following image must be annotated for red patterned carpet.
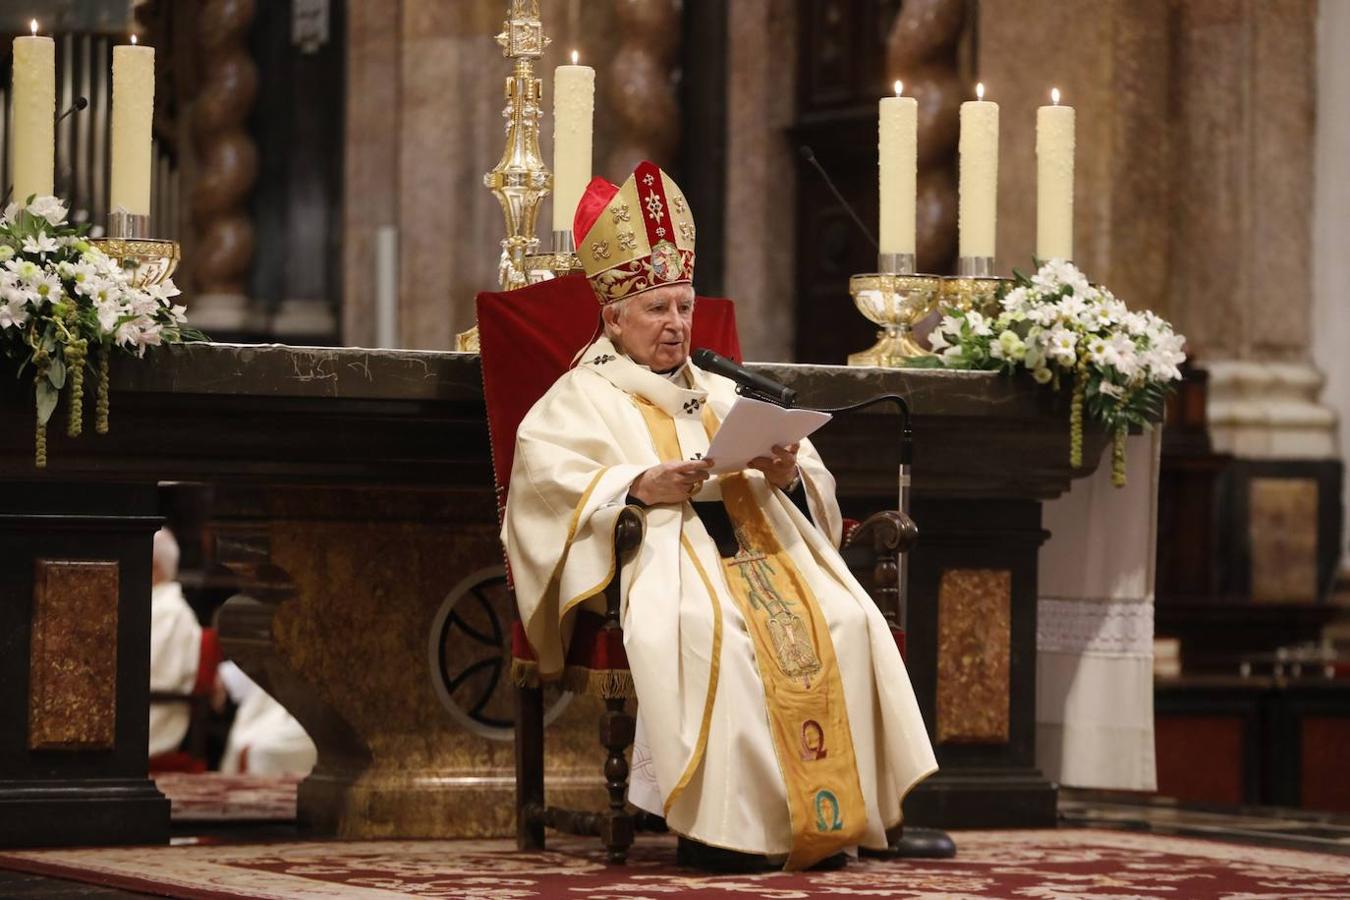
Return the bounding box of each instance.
[2,829,1349,899]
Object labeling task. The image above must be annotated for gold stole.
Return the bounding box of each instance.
[634,397,867,870]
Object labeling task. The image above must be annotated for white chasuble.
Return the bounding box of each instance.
[503,337,936,867]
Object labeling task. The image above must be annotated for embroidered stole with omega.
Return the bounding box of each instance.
[634,397,867,870]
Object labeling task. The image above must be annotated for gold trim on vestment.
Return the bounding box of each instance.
[663,532,724,815]
[635,395,866,870]
[718,474,868,868]
[532,467,608,678]
[632,395,725,816]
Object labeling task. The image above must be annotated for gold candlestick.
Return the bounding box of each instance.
[483,0,553,291]
[940,257,1006,319]
[459,1,581,352]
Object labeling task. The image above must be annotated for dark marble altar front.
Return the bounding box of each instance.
[0,344,1111,845]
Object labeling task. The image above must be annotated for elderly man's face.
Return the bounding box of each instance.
[605,284,694,372]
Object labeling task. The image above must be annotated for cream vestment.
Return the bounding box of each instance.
[148,580,201,757]
[503,336,936,868]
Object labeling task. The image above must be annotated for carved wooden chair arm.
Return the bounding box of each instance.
[840,510,917,626]
[846,509,918,555]
[605,506,646,622]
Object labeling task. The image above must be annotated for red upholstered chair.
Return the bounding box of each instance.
[477,274,916,864]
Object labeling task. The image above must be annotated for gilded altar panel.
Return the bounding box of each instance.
[29,560,120,750]
[936,567,1011,744]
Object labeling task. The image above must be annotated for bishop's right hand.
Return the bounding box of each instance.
[630,458,715,505]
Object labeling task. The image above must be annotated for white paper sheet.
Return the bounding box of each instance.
[705,396,832,474]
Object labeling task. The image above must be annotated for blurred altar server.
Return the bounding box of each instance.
[149,528,219,760]
[219,661,317,776]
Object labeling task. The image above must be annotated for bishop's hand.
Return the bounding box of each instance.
[748,443,800,490]
[630,458,715,505]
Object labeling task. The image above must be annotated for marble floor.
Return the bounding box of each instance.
[1061,788,1350,856]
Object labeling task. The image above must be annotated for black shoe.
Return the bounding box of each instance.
[859,826,957,860]
[807,851,849,871]
[676,836,779,873]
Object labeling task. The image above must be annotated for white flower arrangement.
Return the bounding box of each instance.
[926,259,1186,486]
[0,195,202,467]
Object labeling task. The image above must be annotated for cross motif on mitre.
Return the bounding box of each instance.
[644,191,664,221]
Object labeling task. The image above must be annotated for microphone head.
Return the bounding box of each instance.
[74,96,88,111]
[798,145,816,163]
[691,347,719,368]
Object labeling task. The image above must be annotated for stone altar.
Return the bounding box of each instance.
[0,343,1110,845]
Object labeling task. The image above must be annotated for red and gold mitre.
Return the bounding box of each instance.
[572,160,696,305]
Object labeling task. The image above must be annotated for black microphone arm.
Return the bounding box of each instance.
[691,347,798,409]
[799,144,879,251]
[810,392,914,632]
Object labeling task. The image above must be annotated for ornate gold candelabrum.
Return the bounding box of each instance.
[940,255,1005,319]
[847,253,943,366]
[459,1,582,352]
[90,211,180,289]
[482,0,582,289]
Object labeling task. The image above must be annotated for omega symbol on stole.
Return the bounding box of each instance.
[800,719,827,761]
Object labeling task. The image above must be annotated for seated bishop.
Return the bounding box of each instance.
[502,161,936,871]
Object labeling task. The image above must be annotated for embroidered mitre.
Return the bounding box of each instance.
[573,160,696,305]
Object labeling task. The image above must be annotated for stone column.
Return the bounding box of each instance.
[1312,0,1350,575]
[886,0,965,274]
[344,0,602,349]
[603,0,680,176]
[980,0,1341,600]
[342,0,402,348]
[189,0,260,333]
[979,0,1334,458]
[722,0,798,361]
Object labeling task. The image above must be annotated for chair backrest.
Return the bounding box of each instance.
[476,273,742,517]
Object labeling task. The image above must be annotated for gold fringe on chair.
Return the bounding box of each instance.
[510,657,541,689]
[562,665,636,700]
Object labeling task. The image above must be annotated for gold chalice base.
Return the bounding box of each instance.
[847,272,942,367]
[90,237,181,290]
[940,275,1003,317]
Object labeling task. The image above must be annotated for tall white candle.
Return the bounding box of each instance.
[879,81,917,258]
[958,82,999,260]
[551,52,594,234]
[111,38,156,216]
[11,21,55,202]
[1036,87,1075,261]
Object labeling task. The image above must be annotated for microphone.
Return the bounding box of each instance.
[799,145,879,251]
[56,96,88,125]
[692,347,798,409]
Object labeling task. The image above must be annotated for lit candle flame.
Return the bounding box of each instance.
[976,82,985,100]
[571,49,579,65]
[29,19,37,36]
[130,34,138,45]
[894,80,903,97]
[1051,87,1060,105]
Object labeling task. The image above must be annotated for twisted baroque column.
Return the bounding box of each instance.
[191,0,259,331]
[604,0,681,176]
[886,0,965,274]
